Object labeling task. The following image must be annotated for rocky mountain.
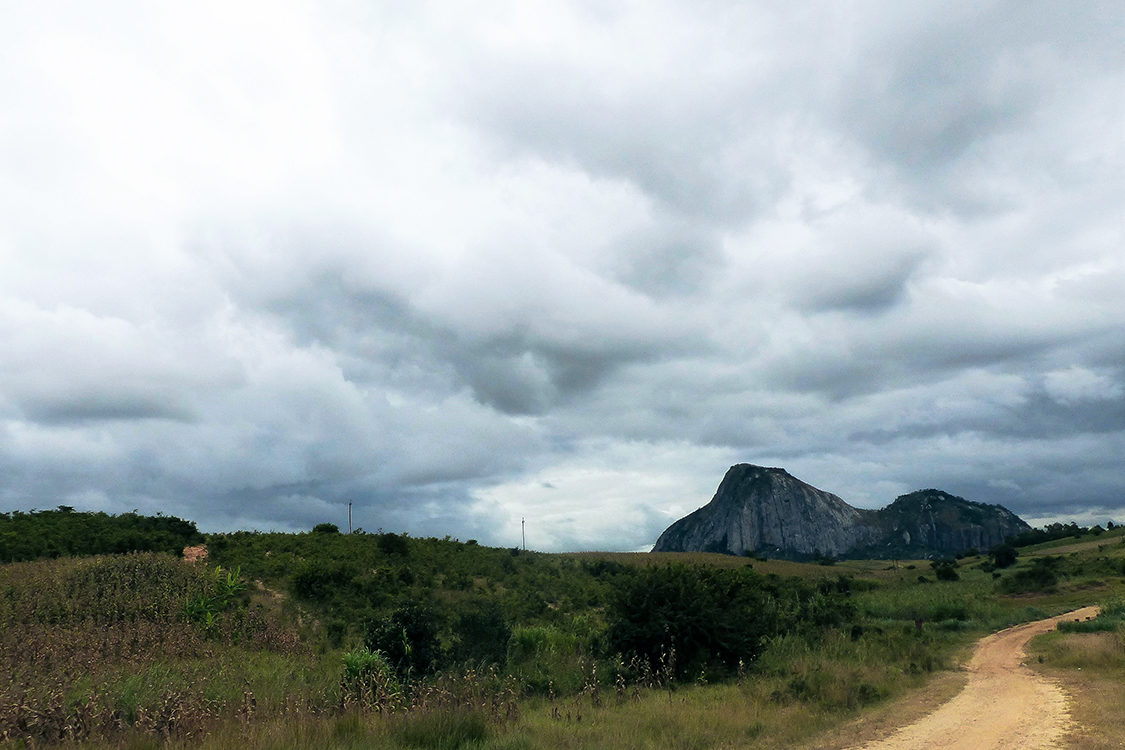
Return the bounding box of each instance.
[652,464,1031,560]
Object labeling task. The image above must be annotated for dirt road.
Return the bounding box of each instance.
[850,606,1100,750]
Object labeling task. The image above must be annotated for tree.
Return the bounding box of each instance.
[931,558,960,581]
[989,543,1018,569]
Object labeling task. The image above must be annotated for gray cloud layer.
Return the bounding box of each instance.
[1,1,1122,550]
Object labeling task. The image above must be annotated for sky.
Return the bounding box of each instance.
[1,1,1123,551]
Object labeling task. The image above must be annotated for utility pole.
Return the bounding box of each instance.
[522,517,526,551]
[348,502,352,534]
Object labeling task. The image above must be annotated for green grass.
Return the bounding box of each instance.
[1026,590,1125,749]
[7,524,1125,749]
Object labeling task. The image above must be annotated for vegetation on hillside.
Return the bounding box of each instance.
[0,508,202,562]
[0,512,1123,748]
[1007,520,1111,547]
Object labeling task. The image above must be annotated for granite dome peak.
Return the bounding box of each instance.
[652,464,1030,560]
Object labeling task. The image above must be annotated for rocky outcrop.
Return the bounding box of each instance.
[652,464,1031,560]
[852,489,1031,559]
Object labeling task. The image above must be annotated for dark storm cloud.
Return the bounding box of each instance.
[20,393,191,425]
[234,237,705,417]
[833,2,1125,210]
[0,1,1122,550]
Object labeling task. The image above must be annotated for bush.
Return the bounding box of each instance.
[291,560,356,601]
[342,646,395,680]
[312,523,340,534]
[997,558,1060,593]
[507,625,583,693]
[377,533,411,557]
[607,564,789,677]
[931,559,960,582]
[989,544,1018,569]
[366,604,445,677]
[1057,617,1119,634]
[450,599,511,667]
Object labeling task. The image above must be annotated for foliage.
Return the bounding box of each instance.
[207,529,622,645]
[988,543,1018,569]
[930,559,960,581]
[2,516,1123,748]
[366,603,447,677]
[378,532,411,556]
[605,564,848,677]
[996,556,1061,593]
[451,599,513,667]
[343,647,394,681]
[0,508,203,562]
[0,553,302,745]
[1007,522,1089,547]
[292,560,359,601]
[1056,597,1125,634]
[182,564,248,630]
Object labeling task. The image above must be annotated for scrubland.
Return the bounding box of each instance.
[2,517,1123,749]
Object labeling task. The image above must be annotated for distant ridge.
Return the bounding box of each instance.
[652,464,1030,559]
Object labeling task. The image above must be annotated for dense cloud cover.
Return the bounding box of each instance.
[2,2,1122,550]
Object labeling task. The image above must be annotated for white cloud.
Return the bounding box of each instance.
[1,1,1123,545]
[1043,367,1124,406]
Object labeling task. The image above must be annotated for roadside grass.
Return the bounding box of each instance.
[8,526,1125,749]
[47,676,958,750]
[1028,595,1125,750]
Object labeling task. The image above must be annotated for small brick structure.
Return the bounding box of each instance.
[183,545,209,564]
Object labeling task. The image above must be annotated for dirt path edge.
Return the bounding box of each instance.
[846,606,1101,750]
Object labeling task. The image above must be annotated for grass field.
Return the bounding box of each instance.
[3,526,1124,749]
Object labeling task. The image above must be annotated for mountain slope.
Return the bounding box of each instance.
[653,465,1030,559]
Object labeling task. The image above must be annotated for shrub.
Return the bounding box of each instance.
[377,533,411,557]
[450,599,511,667]
[997,558,1059,593]
[291,561,356,601]
[607,564,785,677]
[366,604,445,677]
[931,559,960,582]
[989,544,1018,569]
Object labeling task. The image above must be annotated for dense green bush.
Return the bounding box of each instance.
[366,603,446,677]
[0,508,203,562]
[607,565,785,677]
[377,532,411,557]
[997,557,1060,593]
[931,559,960,581]
[450,599,512,667]
[989,544,1018,569]
[291,560,358,601]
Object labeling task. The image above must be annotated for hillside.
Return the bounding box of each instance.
[1,510,1122,749]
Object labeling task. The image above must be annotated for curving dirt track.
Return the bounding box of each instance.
[849,606,1100,750]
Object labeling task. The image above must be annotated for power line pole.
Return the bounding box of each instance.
[348,502,352,534]
[522,517,526,551]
